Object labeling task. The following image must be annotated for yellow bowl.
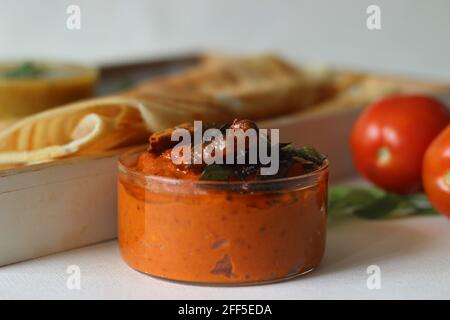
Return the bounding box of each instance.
[0,62,98,118]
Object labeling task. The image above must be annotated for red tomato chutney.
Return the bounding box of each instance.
[118,123,328,284]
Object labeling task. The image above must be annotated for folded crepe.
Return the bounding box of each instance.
[0,95,232,166]
[128,54,333,120]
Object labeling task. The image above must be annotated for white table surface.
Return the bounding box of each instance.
[1,215,449,300]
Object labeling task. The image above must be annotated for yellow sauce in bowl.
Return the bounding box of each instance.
[0,62,97,118]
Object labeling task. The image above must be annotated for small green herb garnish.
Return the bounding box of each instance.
[199,164,236,181]
[328,186,438,223]
[281,145,327,166]
[3,62,46,79]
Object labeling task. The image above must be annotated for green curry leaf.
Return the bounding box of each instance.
[328,185,438,222]
[199,164,235,181]
[281,145,326,165]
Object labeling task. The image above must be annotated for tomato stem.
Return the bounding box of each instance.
[377,147,391,166]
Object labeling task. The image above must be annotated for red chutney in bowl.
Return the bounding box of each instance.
[118,120,328,285]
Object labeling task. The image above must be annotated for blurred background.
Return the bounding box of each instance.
[1,0,449,80]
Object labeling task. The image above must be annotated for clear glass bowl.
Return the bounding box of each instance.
[118,147,328,285]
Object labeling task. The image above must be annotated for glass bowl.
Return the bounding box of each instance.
[118,147,328,285]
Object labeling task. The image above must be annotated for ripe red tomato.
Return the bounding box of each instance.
[423,125,450,217]
[350,95,450,194]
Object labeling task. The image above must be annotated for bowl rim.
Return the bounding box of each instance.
[118,146,329,188]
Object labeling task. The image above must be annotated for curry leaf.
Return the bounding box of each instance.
[329,187,380,214]
[281,145,326,165]
[328,185,438,222]
[353,193,405,219]
[199,164,235,181]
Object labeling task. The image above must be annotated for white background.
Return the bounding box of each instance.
[1,0,450,80]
